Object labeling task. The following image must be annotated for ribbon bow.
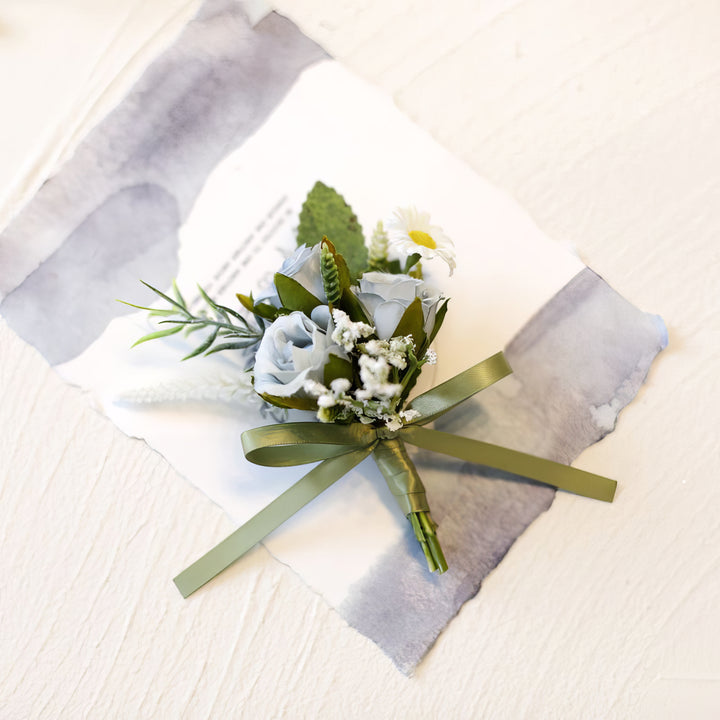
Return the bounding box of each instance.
[174,352,616,598]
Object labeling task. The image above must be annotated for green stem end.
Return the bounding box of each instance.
[409,510,448,574]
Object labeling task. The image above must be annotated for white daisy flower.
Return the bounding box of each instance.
[385,207,456,274]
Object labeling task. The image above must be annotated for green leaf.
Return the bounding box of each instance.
[335,253,352,291]
[338,287,371,324]
[172,280,187,307]
[148,307,179,318]
[323,354,354,386]
[182,327,220,360]
[205,340,258,355]
[397,356,421,413]
[197,284,219,310]
[124,280,263,357]
[215,302,248,325]
[426,298,449,348]
[117,300,177,316]
[386,259,402,274]
[236,293,255,313]
[184,323,205,336]
[274,273,323,315]
[131,324,184,348]
[157,318,208,326]
[260,392,318,411]
[320,239,342,305]
[297,181,368,279]
[321,237,351,295]
[403,253,422,274]
[253,303,282,321]
[139,281,187,313]
[392,297,426,350]
[236,293,280,321]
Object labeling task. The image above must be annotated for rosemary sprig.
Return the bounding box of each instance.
[121,280,264,360]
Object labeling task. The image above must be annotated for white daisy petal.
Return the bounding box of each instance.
[384,206,456,275]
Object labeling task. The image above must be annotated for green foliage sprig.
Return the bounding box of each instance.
[122,281,264,361]
[124,181,443,363]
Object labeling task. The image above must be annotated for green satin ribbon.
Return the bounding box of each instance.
[173,351,617,598]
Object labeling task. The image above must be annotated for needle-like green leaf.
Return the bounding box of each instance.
[131,324,184,347]
[182,327,220,360]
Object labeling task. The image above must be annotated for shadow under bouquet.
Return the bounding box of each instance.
[129,182,616,598]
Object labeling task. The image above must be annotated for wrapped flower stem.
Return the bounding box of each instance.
[372,434,447,574]
[409,510,447,574]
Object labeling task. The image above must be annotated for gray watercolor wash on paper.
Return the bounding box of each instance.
[0,0,326,365]
[339,269,667,674]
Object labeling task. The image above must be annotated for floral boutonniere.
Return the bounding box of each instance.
[127,181,616,598]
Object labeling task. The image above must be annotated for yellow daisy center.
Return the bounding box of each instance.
[408,230,437,249]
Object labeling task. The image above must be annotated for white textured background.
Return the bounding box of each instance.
[1,1,719,717]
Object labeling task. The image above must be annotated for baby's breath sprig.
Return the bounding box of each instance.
[121,280,264,360]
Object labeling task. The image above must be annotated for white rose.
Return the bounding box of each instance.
[253,311,344,398]
[255,244,326,307]
[355,271,442,340]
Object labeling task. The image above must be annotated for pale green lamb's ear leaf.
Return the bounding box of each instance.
[297,181,368,280]
[323,354,354,386]
[274,273,323,315]
[392,297,426,350]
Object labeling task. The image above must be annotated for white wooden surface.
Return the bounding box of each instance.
[2,1,719,717]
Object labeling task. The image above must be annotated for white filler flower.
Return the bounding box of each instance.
[385,207,456,274]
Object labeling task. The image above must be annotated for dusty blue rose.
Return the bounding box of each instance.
[255,244,326,307]
[355,272,442,340]
[253,311,344,398]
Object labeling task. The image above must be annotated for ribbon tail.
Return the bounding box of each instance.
[173,446,373,598]
[401,426,617,502]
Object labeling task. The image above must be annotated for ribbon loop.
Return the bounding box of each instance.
[407,351,512,425]
[242,422,376,466]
